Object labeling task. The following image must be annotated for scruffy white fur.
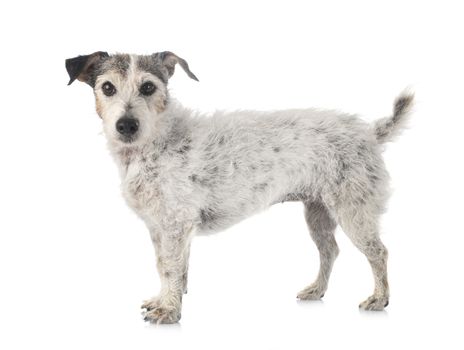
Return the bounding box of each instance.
[66,52,413,324]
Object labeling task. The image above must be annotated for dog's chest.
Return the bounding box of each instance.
[121,159,162,216]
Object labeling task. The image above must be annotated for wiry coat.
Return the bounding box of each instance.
[121,102,393,234]
[66,52,413,324]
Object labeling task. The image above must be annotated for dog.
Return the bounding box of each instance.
[65,51,412,324]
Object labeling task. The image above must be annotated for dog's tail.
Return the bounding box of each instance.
[372,91,414,144]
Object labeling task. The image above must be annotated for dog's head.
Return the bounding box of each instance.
[65,51,198,146]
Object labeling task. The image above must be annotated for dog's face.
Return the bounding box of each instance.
[66,51,198,147]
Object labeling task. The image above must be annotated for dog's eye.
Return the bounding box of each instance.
[102,81,116,96]
[140,82,156,96]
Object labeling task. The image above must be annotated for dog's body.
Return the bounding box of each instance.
[66,52,412,323]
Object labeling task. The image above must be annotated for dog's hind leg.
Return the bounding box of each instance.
[181,244,190,294]
[297,201,339,300]
[337,204,389,311]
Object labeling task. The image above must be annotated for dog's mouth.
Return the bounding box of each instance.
[117,134,138,144]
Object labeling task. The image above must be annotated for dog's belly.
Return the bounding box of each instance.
[194,185,313,235]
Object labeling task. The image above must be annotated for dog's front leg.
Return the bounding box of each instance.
[142,224,193,324]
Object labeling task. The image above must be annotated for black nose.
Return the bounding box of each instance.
[116,117,139,136]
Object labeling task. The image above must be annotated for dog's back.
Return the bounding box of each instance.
[189,93,413,234]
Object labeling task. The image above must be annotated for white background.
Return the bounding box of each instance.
[1,1,463,349]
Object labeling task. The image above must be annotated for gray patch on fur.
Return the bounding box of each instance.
[175,138,192,154]
[200,208,215,223]
[199,207,225,230]
[189,174,209,187]
[253,183,268,191]
[137,55,169,83]
[98,54,131,76]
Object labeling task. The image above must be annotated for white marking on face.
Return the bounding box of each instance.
[94,55,168,147]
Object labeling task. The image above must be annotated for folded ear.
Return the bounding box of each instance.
[157,51,199,81]
[65,51,109,86]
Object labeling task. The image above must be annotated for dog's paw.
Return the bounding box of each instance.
[141,297,161,311]
[297,284,326,300]
[359,295,389,311]
[143,305,181,324]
